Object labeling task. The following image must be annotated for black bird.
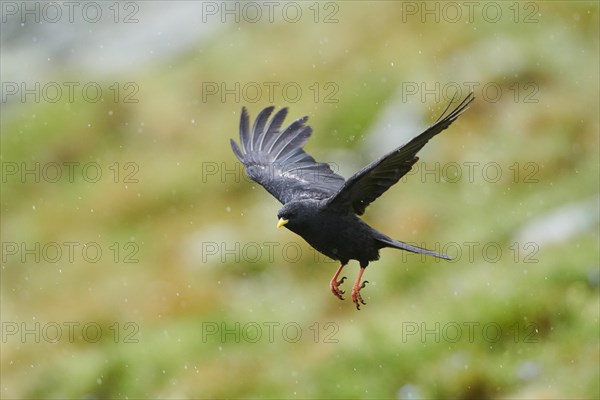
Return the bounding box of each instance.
[230,93,474,309]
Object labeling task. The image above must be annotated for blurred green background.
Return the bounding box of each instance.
[1,1,599,399]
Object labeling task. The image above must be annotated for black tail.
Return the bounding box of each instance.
[377,236,451,260]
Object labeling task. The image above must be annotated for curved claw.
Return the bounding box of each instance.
[352,288,367,309]
[330,265,348,301]
[330,277,347,301]
[355,298,367,309]
[352,276,368,310]
[332,290,345,301]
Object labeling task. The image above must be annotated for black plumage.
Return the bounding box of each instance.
[230,92,474,309]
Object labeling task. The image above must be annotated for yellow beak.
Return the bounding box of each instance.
[277,218,289,229]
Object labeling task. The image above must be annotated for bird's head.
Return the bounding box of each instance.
[276,201,318,232]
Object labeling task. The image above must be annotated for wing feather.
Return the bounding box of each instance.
[239,108,251,153]
[231,106,345,204]
[326,92,474,215]
[272,125,312,160]
[259,108,289,150]
[250,106,275,151]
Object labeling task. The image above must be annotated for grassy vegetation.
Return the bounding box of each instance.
[1,2,599,399]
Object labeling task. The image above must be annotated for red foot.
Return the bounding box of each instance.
[330,276,347,300]
[351,280,369,310]
[329,263,347,301]
[351,267,368,310]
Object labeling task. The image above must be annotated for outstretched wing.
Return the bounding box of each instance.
[326,92,474,215]
[230,106,345,204]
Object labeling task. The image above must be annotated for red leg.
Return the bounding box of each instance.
[351,267,369,310]
[329,263,347,300]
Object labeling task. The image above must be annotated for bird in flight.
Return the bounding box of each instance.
[230,92,474,309]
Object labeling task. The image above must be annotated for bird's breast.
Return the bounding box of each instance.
[291,213,380,263]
